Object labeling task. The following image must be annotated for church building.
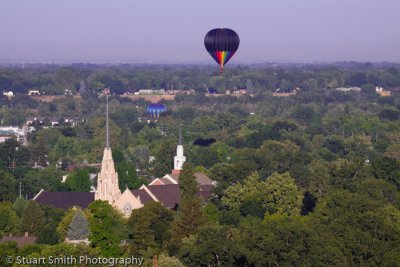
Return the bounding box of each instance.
[34,98,215,216]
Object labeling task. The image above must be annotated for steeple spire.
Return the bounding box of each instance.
[106,95,109,149]
[178,123,182,146]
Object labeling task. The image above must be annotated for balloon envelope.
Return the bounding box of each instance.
[147,103,166,118]
[204,28,240,72]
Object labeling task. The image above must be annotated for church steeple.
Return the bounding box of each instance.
[95,95,121,203]
[106,95,109,149]
[173,123,186,173]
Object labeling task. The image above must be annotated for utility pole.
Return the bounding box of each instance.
[19,181,23,198]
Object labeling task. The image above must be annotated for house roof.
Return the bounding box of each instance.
[34,191,94,210]
[194,172,214,185]
[149,177,176,186]
[147,184,181,209]
[165,173,180,182]
[164,172,214,186]
[145,184,215,209]
[0,236,37,247]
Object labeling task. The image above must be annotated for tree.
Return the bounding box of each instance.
[12,197,27,217]
[127,202,174,255]
[257,140,300,177]
[65,168,91,192]
[37,204,65,244]
[222,172,261,210]
[169,163,207,254]
[371,156,400,189]
[87,200,126,256]
[314,190,400,266]
[56,208,77,241]
[291,106,315,125]
[0,202,18,236]
[157,254,185,267]
[67,209,90,240]
[19,201,45,236]
[222,172,301,217]
[178,224,242,267]
[116,161,146,190]
[0,169,17,202]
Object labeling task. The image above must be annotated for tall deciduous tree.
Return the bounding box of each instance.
[127,202,174,255]
[65,168,91,192]
[0,169,17,202]
[37,204,65,245]
[0,202,19,236]
[87,200,126,256]
[19,201,45,236]
[263,172,302,216]
[12,197,27,217]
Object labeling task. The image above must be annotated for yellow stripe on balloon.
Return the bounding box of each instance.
[221,51,226,66]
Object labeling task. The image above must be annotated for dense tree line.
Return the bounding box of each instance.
[0,64,400,266]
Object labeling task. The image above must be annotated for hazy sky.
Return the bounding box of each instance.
[0,0,399,63]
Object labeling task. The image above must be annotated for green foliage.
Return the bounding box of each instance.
[179,224,242,267]
[222,172,301,217]
[19,201,45,236]
[0,241,18,267]
[56,208,76,241]
[314,190,400,266]
[65,168,91,192]
[87,200,126,256]
[372,156,400,188]
[1,64,400,263]
[157,254,185,267]
[36,204,64,245]
[22,167,66,197]
[0,202,19,236]
[169,163,207,254]
[116,161,146,190]
[127,202,174,255]
[13,197,27,217]
[0,169,17,201]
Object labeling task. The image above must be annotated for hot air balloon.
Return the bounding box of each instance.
[147,103,167,119]
[204,28,240,73]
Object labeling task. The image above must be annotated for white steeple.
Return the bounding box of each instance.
[173,123,186,172]
[95,95,121,203]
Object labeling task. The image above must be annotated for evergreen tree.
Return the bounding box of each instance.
[56,208,77,241]
[67,209,90,240]
[169,163,207,254]
[19,201,45,236]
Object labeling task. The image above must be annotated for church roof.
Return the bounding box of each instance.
[130,189,154,204]
[131,184,215,209]
[34,191,94,210]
